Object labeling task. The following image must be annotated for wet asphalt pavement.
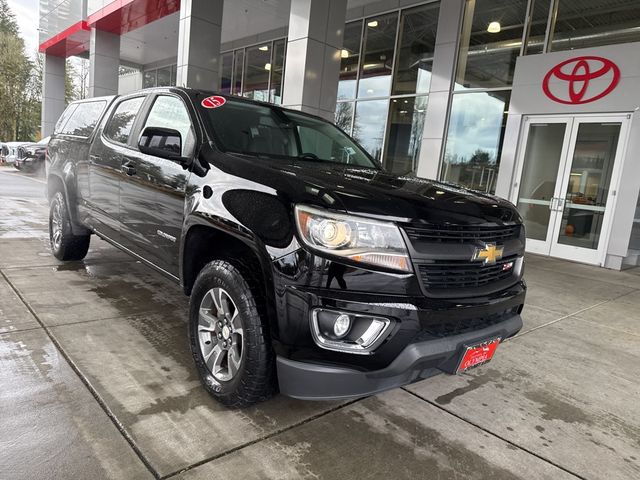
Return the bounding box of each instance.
[0,165,639,479]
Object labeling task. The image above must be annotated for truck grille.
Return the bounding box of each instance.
[418,255,518,292]
[404,224,520,244]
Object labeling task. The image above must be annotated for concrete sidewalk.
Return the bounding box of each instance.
[1,169,639,479]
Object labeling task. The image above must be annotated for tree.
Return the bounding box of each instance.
[0,32,32,140]
[0,0,18,36]
[0,1,80,141]
[469,149,491,166]
[66,59,78,103]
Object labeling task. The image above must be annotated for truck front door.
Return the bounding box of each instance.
[118,93,194,278]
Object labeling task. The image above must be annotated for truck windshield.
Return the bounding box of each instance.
[200,97,378,168]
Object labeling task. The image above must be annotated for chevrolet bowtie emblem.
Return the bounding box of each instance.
[472,243,504,265]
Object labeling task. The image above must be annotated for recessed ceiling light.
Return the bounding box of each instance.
[341,49,349,58]
[367,20,378,28]
[487,21,501,33]
[264,63,271,71]
[259,45,269,51]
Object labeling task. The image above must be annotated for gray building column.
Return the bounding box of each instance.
[176,0,223,90]
[41,54,66,138]
[416,0,465,180]
[282,0,347,121]
[89,28,120,97]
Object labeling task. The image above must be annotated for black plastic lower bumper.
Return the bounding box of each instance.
[277,313,522,400]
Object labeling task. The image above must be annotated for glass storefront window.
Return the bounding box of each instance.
[353,99,389,161]
[269,40,286,104]
[455,0,528,89]
[551,0,640,52]
[338,21,363,100]
[143,70,156,89]
[156,67,171,87]
[441,91,510,193]
[358,13,398,99]
[384,96,427,174]
[223,39,286,103]
[335,102,355,134]
[524,0,551,54]
[243,45,271,101]
[393,4,440,95]
[232,50,244,95]
[220,52,233,94]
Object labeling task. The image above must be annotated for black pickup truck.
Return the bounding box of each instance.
[47,88,525,407]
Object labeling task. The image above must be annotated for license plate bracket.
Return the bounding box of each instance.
[456,338,501,374]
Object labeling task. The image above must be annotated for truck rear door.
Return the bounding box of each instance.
[88,95,146,243]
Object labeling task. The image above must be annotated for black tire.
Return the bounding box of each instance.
[49,191,91,261]
[189,260,275,407]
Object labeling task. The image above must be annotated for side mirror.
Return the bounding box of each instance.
[138,126,185,162]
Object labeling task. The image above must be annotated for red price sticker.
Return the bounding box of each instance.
[201,96,226,109]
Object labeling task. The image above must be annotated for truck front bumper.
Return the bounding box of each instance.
[277,313,522,400]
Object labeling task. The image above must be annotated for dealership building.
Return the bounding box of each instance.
[38,0,640,269]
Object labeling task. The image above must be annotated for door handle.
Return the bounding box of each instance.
[557,198,566,211]
[122,161,136,176]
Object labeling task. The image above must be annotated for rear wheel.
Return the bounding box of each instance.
[189,260,275,407]
[49,191,91,261]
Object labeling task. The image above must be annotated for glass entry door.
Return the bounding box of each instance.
[512,115,629,265]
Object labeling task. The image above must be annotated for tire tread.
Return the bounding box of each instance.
[189,260,276,408]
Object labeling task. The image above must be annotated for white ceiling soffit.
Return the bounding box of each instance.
[117,0,387,66]
[119,12,179,66]
[220,0,291,44]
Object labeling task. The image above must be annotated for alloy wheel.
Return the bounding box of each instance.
[197,287,244,382]
[51,200,63,251]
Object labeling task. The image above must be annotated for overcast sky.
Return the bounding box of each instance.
[8,0,39,57]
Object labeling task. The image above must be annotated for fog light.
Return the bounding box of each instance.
[310,308,393,354]
[333,314,351,338]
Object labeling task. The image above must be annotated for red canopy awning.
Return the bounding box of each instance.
[38,21,91,58]
[87,0,180,36]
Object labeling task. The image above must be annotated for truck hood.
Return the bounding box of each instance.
[219,156,521,226]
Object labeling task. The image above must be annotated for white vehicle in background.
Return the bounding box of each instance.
[1,142,23,165]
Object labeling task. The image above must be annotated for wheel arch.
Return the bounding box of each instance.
[47,172,88,235]
[180,221,279,330]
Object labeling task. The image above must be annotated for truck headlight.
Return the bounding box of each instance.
[295,205,411,272]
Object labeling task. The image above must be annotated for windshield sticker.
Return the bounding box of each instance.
[201,96,226,109]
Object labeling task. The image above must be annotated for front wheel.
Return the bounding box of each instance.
[189,260,275,407]
[49,191,91,261]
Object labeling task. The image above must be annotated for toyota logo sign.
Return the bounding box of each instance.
[542,56,620,105]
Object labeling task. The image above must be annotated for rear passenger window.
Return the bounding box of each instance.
[104,97,145,145]
[60,101,107,137]
[54,104,78,134]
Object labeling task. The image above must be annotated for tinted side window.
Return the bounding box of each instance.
[61,101,107,137]
[104,97,145,145]
[142,95,195,156]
